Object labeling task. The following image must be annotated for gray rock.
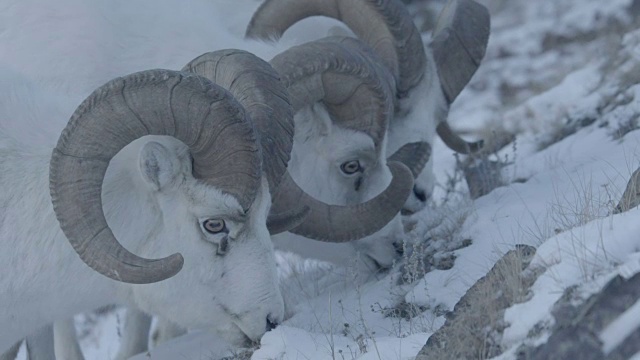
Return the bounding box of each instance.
[614,168,640,214]
[520,273,640,360]
[416,245,537,360]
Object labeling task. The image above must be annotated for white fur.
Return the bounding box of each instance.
[0,73,284,353]
[53,319,83,360]
[272,103,406,270]
[387,52,450,212]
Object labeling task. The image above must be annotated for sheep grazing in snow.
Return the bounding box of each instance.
[0,47,414,358]
[265,36,430,270]
[45,0,491,356]
[0,63,286,354]
[2,0,492,356]
[246,0,491,213]
[46,40,421,359]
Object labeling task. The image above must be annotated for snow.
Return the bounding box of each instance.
[4,0,640,358]
[501,207,640,347]
[128,330,235,360]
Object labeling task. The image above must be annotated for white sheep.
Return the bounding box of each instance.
[246,0,491,213]
[265,37,428,270]
[0,64,289,354]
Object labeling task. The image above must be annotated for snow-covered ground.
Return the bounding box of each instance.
[3,0,640,358]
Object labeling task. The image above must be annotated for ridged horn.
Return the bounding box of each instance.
[430,0,489,155]
[182,50,293,197]
[387,141,431,178]
[246,0,426,98]
[270,37,394,149]
[247,0,489,155]
[430,0,490,104]
[50,70,261,284]
[436,122,484,155]
[271,162,413,242]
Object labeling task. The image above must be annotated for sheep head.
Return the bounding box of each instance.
[50,67,285,342]
[266,37,422,268]
[246,0,490,208]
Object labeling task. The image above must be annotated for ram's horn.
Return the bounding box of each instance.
[183,50,293,197]
[270,37,394,149]
[50,70,261,284]
[248,0,489,154]
[246,0,425,97]
[271,162,413,242]
[430,0,490,154]
[436,122,484,155]
[387,141,431,178]
[430,0,490,104]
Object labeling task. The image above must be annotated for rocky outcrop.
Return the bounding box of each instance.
[416,245,538,359]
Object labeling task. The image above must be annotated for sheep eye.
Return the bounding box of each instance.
[340,160,361,175]
[203,219,226,234]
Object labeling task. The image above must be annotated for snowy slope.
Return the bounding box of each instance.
[3,0,640,359]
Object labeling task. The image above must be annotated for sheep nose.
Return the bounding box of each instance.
[413,185,427,202]
[266,316,279,332]
[393,241,404,256]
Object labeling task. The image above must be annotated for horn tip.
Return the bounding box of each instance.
[470,139,484,153]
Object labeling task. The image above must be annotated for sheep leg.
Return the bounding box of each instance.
[0,341,22,360]
[25,324,55,360]
[114,309,152,360]
[53,319,84,360]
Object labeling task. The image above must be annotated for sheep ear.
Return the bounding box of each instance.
[139,141,181,191]
[311,103,334,136]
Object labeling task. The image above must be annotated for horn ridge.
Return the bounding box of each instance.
[183,50,294,196]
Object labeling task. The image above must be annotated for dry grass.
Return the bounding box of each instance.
[415,245,541,360]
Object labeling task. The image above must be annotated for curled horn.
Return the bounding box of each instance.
[272,164,413,242]
[431,0,490,154]
[182,50,310,235]
[431,0,490,104]
[182,50,293,197]
[246,0,425,97]
[270,37,394,149]
[50,70,261,284]
[247,0,489,155]
[266,206,311,235]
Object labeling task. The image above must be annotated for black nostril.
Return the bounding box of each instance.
[413,186,427,202]
[266,316,279,332]
[393,241,404,256]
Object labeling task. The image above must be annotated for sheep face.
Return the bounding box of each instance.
[275,104,404,269]
[109,139,284,344]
